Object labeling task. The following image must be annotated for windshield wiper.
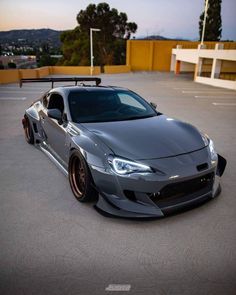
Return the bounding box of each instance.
[122,114,157,121]
[77,114,159,123]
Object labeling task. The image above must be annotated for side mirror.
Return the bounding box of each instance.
[47,109,62,121]
[150,102,157,109]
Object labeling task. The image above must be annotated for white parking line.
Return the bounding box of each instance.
[0,86,46,90]
[183,90,235,94]
[212,102,236,106]
[0,97,27,101]
[0,90,43,94]
[195,96,236,99]
[174,87,212,90]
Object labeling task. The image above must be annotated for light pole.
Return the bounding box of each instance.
[201,0,209,45]
[90,28,101,75]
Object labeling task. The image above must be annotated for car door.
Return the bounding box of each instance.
[40,92,68,163]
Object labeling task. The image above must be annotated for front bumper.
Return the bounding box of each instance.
[94,175,221,218]
[91,149,226,218]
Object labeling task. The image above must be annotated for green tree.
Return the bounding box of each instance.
[60,2,137,66]
[37,43,57,67]
[199,0,222,41]
[8,62,17,69]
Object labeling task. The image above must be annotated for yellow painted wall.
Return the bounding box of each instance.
[127,41,152,71]
[19,69,38,79]
[0,66,101,84]
[0,69,20,84]
[127,40,236,72]
[104,65,131,74]
[37,66,50,78]
[222,60,236,72]
[52,66,101,75]
[1,41,236,85]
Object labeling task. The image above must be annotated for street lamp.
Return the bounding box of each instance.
[201,0,209,45]
[90,28,101,75]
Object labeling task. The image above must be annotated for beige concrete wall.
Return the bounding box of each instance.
[196,76,236,90]
[180,62,195,72]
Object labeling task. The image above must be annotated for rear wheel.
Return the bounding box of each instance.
[68,150,97,202]
[23,115,34,144]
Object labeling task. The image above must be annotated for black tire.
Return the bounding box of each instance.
[23,115,34,144]
[68,150,97,202]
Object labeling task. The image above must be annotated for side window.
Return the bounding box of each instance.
[47,93,64,113]
[118,93,146,110]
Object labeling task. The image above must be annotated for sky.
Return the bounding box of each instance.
[0,0,235,40]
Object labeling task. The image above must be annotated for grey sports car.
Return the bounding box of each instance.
[22,77,226,218]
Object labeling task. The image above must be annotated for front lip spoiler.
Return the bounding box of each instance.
[94,173,223,219]
[94,188,219,219]
[94,193,164,219]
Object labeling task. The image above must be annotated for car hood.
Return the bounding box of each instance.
[79,115,205,160]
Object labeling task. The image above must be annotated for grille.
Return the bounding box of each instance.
[149,172,214,204]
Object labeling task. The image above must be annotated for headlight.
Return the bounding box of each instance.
[208,138,217,161]
[201,133,217,162]
[109,157,153,175]
[201,132,209,146]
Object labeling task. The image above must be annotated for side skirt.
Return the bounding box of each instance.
[37,141,68,177]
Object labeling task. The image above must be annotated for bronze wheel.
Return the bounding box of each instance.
[68,150,97,202]
[23,116,34,144]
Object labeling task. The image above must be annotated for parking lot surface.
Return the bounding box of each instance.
[0,72,236,295]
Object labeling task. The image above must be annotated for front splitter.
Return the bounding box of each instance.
[94,194,164,219]
[94,183,222,219]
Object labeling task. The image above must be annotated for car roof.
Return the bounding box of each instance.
[50,85,129,95]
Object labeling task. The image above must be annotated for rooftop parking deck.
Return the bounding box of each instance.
[0,72,236,295]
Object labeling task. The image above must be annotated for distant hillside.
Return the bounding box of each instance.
[137,35,189,41]
[0,29,63,46]
[141,35,168,40]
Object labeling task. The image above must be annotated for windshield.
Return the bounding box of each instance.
[68,89,158,123]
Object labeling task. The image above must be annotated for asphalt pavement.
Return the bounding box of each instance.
[0,72,236,295]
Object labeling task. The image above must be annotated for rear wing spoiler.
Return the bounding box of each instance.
[19,77,101,88]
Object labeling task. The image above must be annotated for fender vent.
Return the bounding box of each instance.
[124,190,136,202]
[197,163,208,171]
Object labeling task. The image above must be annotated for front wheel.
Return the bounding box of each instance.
[68,150,97,202]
